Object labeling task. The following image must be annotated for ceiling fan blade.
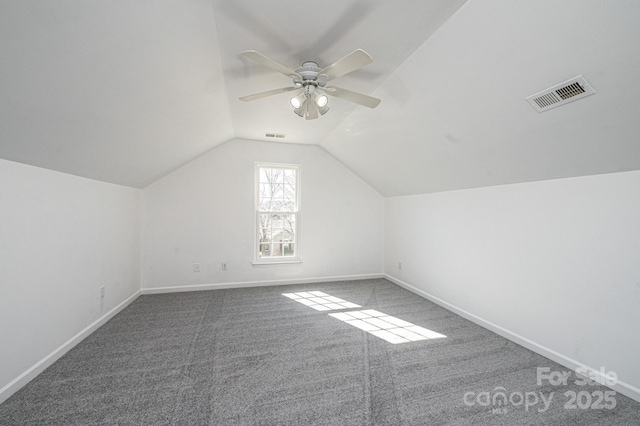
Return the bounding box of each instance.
[306,101,319,120]
[325,86,381,108]
[241,50,300,78]
[239,86,298,102]
[319,49,373,81]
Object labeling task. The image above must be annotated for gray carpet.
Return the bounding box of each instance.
[1,278,639,425]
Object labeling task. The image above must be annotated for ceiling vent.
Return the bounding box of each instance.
[526,75,595,112]
[265,133,286,139]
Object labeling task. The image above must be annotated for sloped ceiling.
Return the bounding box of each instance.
[1,0,640,195]
[322,0,640,196]
[0,1,234,187]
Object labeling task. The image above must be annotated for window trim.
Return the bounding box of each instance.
[253,162,301,265]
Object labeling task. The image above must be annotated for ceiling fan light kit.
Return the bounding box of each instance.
[239,49,380,120]
[290,94,303,109]
[317,94,328,108]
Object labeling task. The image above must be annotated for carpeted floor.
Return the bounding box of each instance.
[1,278,639,425]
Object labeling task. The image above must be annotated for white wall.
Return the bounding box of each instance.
[0,159,141,398]
[142,139,384,290]
[385,170,640,399]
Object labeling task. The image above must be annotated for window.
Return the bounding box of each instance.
[255,164,300,263]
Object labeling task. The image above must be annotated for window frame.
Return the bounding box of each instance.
[253,162,301,265]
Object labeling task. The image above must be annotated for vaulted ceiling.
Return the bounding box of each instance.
[1,0,639,195]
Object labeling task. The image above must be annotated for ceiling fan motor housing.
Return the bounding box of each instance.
[297,61,321,82]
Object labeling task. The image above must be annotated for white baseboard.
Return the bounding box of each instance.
[141,273,385,295]
[0,290,141,405]
[384,273,640,404]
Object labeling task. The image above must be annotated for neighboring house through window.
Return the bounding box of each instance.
[255,163,300,263]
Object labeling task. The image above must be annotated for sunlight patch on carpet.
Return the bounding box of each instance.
[282,291,361,311]
[282,292,445,344]
[329,309,446,344]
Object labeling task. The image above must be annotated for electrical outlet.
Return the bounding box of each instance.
[221,262,227,271]
[398,262,402,270]
[193,263,201,272]
[100,286,105,298]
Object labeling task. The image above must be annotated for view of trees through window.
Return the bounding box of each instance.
[257,166,298,259]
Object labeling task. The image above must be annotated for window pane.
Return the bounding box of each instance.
[284,181,295,199]
[283,243,295,256]
[271,183,283,200]
[259,183,271,198]
[259,168,270,183]
[258,214,272,231]
[280,199,295,212]
[260,168,283,184]
[271,242,283,256]
[281,229,294,242]
[271,230,283,242]
[259,199,272,211]
[259,243,270,257]
[283,168,296,184]
[282,214,295,230]
[258,227,272,241]
[271,213,286,227]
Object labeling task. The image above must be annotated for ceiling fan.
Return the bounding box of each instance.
[239,49,381,120]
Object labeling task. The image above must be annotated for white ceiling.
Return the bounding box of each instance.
[216,0,467,144]
[323,0,640,196]
[1,0,640,195]
[0,0,234,187]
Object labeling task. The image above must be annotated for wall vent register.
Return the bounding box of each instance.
[526,75,595,112]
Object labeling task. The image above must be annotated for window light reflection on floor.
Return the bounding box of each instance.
[329,309,446,344]
[282,292,446,345]
[282,291,361,311]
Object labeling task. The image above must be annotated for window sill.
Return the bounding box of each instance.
[252,259,303,267]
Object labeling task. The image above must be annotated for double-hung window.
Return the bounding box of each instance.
[255,163,300,263]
